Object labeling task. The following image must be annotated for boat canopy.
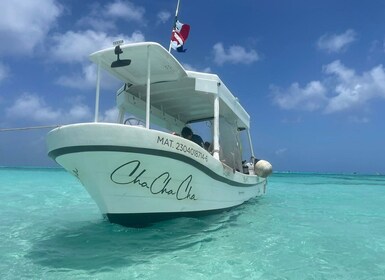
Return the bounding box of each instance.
[89,42,250,131]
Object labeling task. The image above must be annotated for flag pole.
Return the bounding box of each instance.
[168,0,181,52]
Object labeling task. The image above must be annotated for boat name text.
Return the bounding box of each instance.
[157,136,208,162]
[110,160,197,201]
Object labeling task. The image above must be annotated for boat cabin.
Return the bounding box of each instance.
[90,42,256,172]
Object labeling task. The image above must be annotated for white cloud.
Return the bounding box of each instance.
[271,81,327,111]
[51,30,144,89]
[317,29,357,53]
[77,17,117,33]
[0,0,62,55]
[101,107,119,122]
[104,0,145,21]
[157,11,171,24]
[50,30,145,64]
[213,43,259,65]
[324,60,385,113]
[271,60,385,114]
[0,62,9,83]
[6,93,93,124]
[182,63,212,73]
[6,93,61,123]
[56,61,124,91]
[56,64,97,89]
[5,93,121,126]
[66,104,93,123]
[323,60,355,82]
[76,1,145,32]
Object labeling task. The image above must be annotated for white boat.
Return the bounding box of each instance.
[46,41,272,227]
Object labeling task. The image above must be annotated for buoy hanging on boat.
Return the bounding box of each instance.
[255,160,273,178]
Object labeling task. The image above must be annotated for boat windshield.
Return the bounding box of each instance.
[218,117,243,171]
[188,118,249,172]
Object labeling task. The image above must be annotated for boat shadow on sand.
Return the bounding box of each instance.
[26,205,252,271]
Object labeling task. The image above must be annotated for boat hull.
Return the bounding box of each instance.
[47,123,267,226]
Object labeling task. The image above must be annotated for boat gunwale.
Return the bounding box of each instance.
[48,143,263,188]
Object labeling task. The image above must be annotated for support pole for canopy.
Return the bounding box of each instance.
[145,45,151,129]
[213,95,220,160]
[247,129,256,162]
[94,63,101,122]
[168,0,181,52]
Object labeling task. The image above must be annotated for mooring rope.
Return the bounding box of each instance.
[0,125,61,132]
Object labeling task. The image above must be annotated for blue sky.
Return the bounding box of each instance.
[1,0,385,174]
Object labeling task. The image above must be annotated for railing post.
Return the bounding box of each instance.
[94,63,101,122]
[145,45,151,129]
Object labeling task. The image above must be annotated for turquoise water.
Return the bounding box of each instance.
[0,168,384,279]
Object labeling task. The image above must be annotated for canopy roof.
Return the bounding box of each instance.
[89,42,250,129]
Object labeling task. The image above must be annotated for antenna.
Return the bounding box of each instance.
[168,0,181,52]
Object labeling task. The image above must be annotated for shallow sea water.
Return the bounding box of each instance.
[0,168,384,279]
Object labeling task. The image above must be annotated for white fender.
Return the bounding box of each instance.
[255,160,273,178]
